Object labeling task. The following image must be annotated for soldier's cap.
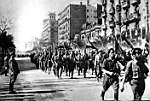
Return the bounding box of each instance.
[132,48,142,55]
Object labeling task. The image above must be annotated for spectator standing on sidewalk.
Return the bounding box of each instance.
[8,47,20,94]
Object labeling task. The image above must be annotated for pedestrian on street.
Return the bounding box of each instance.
[120,48,149,100]
[8,47,20,94]
[100,48,121,101]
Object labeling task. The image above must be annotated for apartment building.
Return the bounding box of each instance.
[58,3,86,45]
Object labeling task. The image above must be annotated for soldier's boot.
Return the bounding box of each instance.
[84,73,86,78]
[114,91,118,101]
[78,69,80,76]
[71,71,73,79]
[60,68,63,78]
[9,83,17,94]
[95,68,97,77]
[100,91,105,101]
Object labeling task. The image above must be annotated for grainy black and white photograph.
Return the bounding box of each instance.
[0,0,150,100]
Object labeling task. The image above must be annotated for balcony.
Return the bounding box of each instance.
[109,0,114,3]
[102,24,107,30]
[116,4,121,12]
[116,20,121,25]
[102,0,107,6]
[108,16,114,22]
[128,13,140,23]
[131,0,140,6]
[59,30,66,35]
[122,17,129,25]
[121,1,130,10]
[109,22,115,28]
[109,7,115,15]
[102,11,107,18]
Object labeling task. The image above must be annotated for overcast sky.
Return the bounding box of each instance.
[0,0,99,51]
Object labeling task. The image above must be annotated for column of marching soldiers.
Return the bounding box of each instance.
[30,43,149,100]
[30,45,149,79]
[30,48,99,79]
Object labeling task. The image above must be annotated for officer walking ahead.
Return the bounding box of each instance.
[100,48,121,101]
[8,47,20,94]
[120,48,149,100]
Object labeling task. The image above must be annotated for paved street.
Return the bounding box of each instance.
[0,68,150,101]
[0,57,149,101]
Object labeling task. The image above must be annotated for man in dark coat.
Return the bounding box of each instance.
[120,48,149,100]
[8,48,20,94]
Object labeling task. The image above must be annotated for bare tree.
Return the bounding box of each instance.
[0,16,15,52]
[0,16,13,33]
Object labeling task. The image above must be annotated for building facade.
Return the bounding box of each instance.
[58,3,86,45]
[41,13,58,49]
[99,0,150,49]
[80,3,102,48]
[86,5,98,25]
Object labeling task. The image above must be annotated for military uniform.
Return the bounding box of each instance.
[101,57,120,101]
[81,53,89,78]
[124,59,149,100]
[121,48,149,100]
[55,53,63,78]
[94,52,103,79]
[75,53,82,76]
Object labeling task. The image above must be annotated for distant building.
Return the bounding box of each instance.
[41,13,58,49]
[80,3,102,48]
[86,5,98,25]
[58,3,86,45]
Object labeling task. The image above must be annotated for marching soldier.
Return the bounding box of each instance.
[81,50,89,78]
[75,51,82,76]
[89,51,95,75]
[63,50,70,76]
[68,51,76,78]
[94,50,103,81]
[120,48,149,100]
[100,48,121,101]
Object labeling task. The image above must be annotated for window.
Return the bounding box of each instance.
[81,34,85,40]
[94,10,97,13]
[94,16,97,18]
